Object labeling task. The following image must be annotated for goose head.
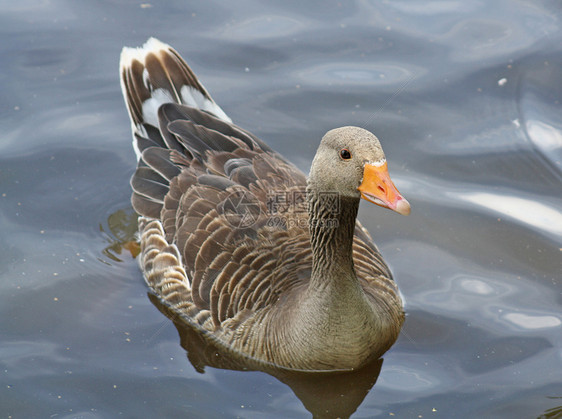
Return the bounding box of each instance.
[308,126,410,215]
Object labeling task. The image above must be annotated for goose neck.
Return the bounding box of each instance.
[306,189,359,284]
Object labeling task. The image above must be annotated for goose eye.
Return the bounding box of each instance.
[339,148,352,160]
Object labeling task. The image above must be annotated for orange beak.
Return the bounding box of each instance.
[358,162,411,215]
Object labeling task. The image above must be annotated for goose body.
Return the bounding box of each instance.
[120,38,409,371]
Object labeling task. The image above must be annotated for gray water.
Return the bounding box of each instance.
[1,1,561,418]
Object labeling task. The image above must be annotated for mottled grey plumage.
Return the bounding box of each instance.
[120,38,404,371]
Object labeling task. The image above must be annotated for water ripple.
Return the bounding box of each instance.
[455,191,562,239]
[502,312,561,330]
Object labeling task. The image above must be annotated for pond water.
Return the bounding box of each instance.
[1,1,561,417]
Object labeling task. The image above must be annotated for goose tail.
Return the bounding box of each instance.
[119,37,231,159]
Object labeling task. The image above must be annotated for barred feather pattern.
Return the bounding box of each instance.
[120,38,403,370]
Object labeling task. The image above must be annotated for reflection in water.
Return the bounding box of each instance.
[453,191,562,238]
[100,209,140,262]
[503,312,561,330]
[526,119,562,155]
[149,294,383,419]
[537,401,562,419]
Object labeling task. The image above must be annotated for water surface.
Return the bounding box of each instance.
[1,1,561,417]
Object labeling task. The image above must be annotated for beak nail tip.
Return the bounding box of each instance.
[397,199,411,216]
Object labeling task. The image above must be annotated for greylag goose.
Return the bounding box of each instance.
[120,38,410,371]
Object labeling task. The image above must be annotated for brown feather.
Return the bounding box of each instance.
[120,38,404,371]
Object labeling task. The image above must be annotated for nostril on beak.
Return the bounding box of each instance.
[378,186,385,193]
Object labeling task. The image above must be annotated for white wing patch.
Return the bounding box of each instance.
[180,86,232,123]
[141,88,175,127]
